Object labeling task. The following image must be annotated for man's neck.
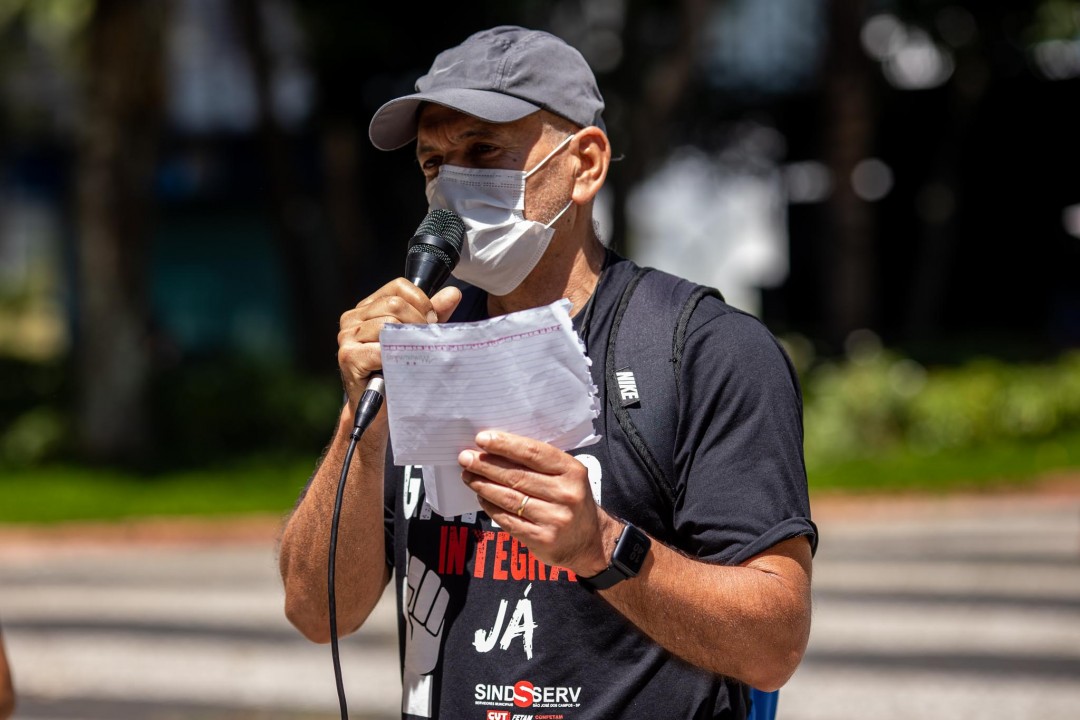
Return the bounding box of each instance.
[487,232,607,319]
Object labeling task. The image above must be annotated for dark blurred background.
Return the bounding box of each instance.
[1,0,1078,489]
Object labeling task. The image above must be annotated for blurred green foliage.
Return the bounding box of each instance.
[0,357,70,466]
[807,428,1080,495]
[801,343,1080,469]
[152,359,342,468]
[5,348,1080,472]
[3,346,1080,522]
[0,356,343,470]
[0,457,315,523]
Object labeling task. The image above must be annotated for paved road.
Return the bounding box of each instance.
[1,489,1078,719]
[782,491,1080,719]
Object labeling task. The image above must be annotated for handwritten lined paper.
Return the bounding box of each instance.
[380,299,601,515]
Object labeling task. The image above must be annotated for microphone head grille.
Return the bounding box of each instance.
[407,243,453,269]
[415,209,466,253]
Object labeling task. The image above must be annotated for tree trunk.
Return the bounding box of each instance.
[75,0,166,463]
[234,0,333,370]
[822,0,876,350]
[609,0,711,257]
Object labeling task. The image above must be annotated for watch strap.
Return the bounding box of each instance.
[578,564,627,592]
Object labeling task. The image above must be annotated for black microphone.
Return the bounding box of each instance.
[350,208,466,434]
[406,208,466,293]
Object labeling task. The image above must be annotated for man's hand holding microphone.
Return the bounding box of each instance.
[337,209,466,434]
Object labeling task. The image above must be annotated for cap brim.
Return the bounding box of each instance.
[368,88,542,151]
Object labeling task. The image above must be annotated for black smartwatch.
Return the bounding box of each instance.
[579,522,651,593]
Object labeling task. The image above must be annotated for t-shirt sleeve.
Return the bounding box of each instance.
[672,305,817,565]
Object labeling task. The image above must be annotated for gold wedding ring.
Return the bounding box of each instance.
[517,495,531,517]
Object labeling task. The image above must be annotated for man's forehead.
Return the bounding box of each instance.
[417,104,538,142]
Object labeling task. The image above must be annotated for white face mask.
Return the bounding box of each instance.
[425,134,574,296]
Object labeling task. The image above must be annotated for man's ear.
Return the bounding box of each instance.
[571,126,611,205]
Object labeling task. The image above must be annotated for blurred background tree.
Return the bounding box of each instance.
[1,0,1078,491]
[76,0,167,464]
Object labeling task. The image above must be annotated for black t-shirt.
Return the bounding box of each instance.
[382,254,816,719]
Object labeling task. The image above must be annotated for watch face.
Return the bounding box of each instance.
[626,537,649,566]
[613,524,651,576]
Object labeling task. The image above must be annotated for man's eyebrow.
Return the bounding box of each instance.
[416,127,502,156]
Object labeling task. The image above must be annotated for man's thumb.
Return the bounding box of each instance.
[431,285,463,323]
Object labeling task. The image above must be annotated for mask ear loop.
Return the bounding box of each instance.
[543,198,574,229]
[527,133,577,228]
[524,133,576,179]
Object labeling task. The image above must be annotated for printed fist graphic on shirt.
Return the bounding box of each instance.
[402,553,450,717]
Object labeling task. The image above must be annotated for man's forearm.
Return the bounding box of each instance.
[0,630,14,720]
[457,430,814,690]
[597,533,813,691]
[279,405,392,643]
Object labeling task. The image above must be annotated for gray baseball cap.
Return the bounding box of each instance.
[369,25,606,151]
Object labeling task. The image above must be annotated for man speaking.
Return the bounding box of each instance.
[278,25,816,720]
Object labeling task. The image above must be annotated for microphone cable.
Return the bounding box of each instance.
[329,378,385,720]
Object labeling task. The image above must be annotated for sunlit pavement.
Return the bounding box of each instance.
[1,486,1079,720]
[783,488,1080,720]
[0,528,400,720]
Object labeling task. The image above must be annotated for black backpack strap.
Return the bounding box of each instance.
[605,266,722,510]
[606,267,671,504]
[674,285,724,396]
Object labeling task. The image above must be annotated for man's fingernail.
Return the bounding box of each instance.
[477,431,493,444]
[427,311,438,323]
[458,450,475,466]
